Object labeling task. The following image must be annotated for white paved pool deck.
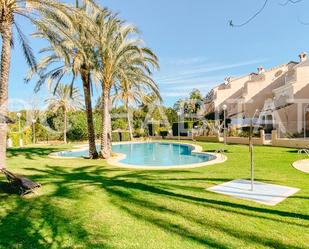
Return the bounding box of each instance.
[49,141,227,170]
[207,179,300,206]
[292,159,309,173]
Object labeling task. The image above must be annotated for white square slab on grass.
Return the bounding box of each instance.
[207,179,300,206]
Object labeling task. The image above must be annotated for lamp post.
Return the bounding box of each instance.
[32,119,36,144]
[150,118,154,137]
[222,104,227,145]
[16,112,23,147]
[304,105,309,139]
[177,111,180,141]
[249,109,259,191]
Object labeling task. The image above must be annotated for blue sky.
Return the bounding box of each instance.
[7,0,309,110]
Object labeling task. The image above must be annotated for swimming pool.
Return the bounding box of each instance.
[52,142,225,168]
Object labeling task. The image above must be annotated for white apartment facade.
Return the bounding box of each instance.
[206,52,309,137]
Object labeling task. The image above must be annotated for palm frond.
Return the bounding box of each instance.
[14,23,37,70]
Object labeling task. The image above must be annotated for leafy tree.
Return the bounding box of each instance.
[45,84,83,143]
[173,89,204,120]
[165,107,178,125]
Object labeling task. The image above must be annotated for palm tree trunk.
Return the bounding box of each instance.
[108,110,112,152]
[126,101,133,140]
[100,84,111,159]
[81,70,98,159]
[0,24,12,169]
[64,108,67,144]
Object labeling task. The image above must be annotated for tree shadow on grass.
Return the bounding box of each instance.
[1,165,308,248]
[287,150,300,154]
[0,182,19,195]
[6,147,60,160]
[0,188,111,249]
[26,165,309,221]
[203,149,231,154]
[16,166,309,247]
[109,188,305,249]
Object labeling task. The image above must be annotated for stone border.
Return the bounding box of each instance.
[292,159,309,173]
[49,141,227,170]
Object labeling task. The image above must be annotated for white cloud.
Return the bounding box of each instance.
[161,56,208,66]
[156,58,267,86]
[161,92,188,97]
[157,57,268,101]
[165,84,214,91]
[156,75,224,85]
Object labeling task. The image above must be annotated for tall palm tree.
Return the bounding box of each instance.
[26,2,104,158]
[112,71,161,140]
[46,84,83,144]
[0,0,69,168]
[89,10,160,158]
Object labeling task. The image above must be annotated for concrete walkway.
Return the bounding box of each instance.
[292,159,309,173]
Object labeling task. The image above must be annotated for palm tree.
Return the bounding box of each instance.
[88,10,160,158]
[26,2,104,158]
[112,71,161,140]
[0,0,70,167]
[46,84,83,144]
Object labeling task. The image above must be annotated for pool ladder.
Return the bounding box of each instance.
[298,149,309,157]
[215,148,225,154]
[215,148,226,159]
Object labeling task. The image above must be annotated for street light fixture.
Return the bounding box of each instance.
[222,104,227,145]
[32,119,36,144]
[16,112,23,147]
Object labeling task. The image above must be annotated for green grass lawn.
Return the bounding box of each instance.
[1,141,308,249]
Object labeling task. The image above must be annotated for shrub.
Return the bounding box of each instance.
[172,123,178,136]
[134,129,146,138]
[35,123,49,142]
[8,132,19,147]
[239,131,249,137]
[172,121,194,136]
[7,126,32,147]
[112,119,127,130]
[112,132,120,142]
[160,130,168,139]
[67,112,87,141]
[228,128,238,137]
[148,124,154,136]
[120,132,130,141]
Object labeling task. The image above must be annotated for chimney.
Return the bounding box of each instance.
[224,77,231,85]
[257,66,265,74]
[299,52,307,62]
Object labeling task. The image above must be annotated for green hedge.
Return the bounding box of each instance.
[147,123,161,136]
[160,130,168,138]
[112,132,120,142]
[172,121,195,136]
[112,131,131,142]
[120,132,130,141]
[134,129,146,138]
[7,127,32,147]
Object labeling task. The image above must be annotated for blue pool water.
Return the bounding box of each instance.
[56,142,216,167]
